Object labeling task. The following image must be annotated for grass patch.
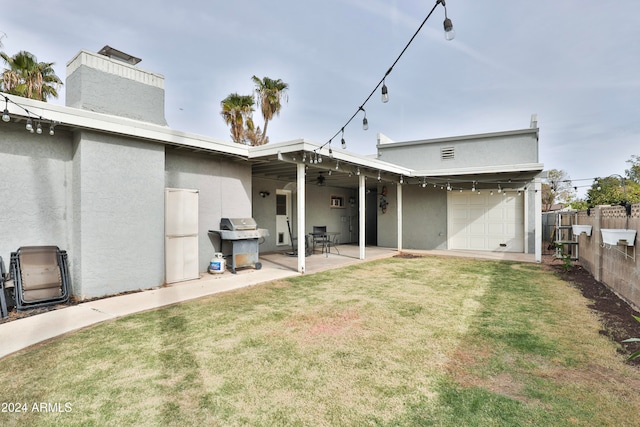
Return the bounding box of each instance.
[1,257,639,426]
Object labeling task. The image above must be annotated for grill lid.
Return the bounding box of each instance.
[220,218,258,231]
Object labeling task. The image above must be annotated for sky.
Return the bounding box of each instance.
[3,0,639,197]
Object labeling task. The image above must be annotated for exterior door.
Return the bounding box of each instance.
[276,189,292,246]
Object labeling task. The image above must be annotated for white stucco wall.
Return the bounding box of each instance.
[377,184,448,250]
[377,129,539,172]
[0,124,73,264]
[72,131,165,298]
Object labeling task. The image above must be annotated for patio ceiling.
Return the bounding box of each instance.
[249,140,412,190]
[251,155,398,189]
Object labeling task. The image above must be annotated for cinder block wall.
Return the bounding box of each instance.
[576,204,640,310]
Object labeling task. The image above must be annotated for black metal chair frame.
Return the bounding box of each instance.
[311,226,328,253]
[0,256,8,318]
[10,246,71,311]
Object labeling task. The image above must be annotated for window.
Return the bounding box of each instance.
[276,194,287,215]
[330,195,345,208]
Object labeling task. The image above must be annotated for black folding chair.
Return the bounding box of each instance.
[0,256,8,318]
[10,246,70,311]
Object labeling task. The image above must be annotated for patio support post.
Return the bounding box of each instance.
[397,182,403,252]
[297,162,306,273]
[534,177,542,262]
[359,174,366,260]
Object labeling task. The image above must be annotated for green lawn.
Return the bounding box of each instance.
[1,256,639,426]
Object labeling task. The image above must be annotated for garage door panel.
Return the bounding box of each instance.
[448,193,524,252]
[488,223,505,234]
[468,237,487,250]
[468,223,486,234]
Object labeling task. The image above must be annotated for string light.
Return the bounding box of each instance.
[2,95,59,136]
[2,97,10,122]
[341,128,346,149]
[361,107,369,130]
[318,0,454,153]
[442,0,455,41]
[381,80,389,104]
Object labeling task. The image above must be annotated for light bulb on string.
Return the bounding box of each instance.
[442,1,455,41]
[381,80,389,103]
[361,107,369,130]
[2,97,10,122]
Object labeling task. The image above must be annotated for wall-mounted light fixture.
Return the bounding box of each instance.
[259,191,270,198]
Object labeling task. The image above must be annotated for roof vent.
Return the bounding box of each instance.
[97,45,141,65]
[441,147,455,160]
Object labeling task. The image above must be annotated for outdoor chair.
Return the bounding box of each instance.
[9,246,70,311]
[0,256,9,318]
[311,226,328,253]
[324,235,340,256]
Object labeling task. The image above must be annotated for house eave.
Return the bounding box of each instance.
[377,127,540,151]
[413,163,544,177]
[2,93,249,157]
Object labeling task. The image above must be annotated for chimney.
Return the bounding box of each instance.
[65,46,167,125]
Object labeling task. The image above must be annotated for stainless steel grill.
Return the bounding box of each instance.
[209,218,269,274]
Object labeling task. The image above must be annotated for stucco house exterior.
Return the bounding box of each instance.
[0,47,543,300]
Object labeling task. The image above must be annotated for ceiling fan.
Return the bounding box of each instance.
[316,172,326,186]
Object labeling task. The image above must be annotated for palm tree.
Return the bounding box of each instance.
[251,76,289,145]
[220,93,256,145]
[1,51,63,101]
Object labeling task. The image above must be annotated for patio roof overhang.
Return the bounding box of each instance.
[410,163,545,192]
[248,139,544,190]
[248,139,413,189]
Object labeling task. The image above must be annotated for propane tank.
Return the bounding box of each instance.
[208,253,225,274]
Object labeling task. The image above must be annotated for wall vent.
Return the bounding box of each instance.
[441,147,455,160]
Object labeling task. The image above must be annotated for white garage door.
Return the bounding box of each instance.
[448,192,524,252]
